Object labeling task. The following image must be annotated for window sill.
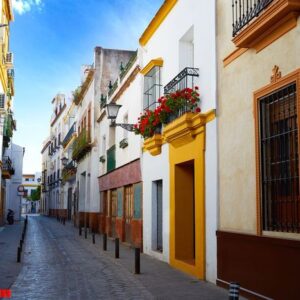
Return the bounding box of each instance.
[232,0,300,52]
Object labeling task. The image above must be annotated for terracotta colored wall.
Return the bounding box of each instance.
[115,217,125,241]
[217,231,300,300]
[105,216,111,236]
[98,213,106,234]
[131,219,142,248]
[99,159,141,191]
[88,212,99,232]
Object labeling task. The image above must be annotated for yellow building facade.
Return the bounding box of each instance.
[0,0,14,226]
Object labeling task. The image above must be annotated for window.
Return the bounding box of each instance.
[258,81,299,233]
[179,26,194,71]
[143,66,161,110]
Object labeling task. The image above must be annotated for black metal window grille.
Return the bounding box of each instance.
[259,82,300,233]
[232,0,274,37]
[164,67,199,95]
[143,66,162,111]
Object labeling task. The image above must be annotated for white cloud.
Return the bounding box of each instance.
[12,0,43,15]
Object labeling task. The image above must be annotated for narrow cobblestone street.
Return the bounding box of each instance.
[9,216,228,299]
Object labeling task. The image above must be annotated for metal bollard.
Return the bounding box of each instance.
[103,233,107,251]
[84,228,87,239]
[229,282,240,300]
[92,233,95,244]
[17,247,21,263]
[115,238,119,259]
[63,218,65,225]
[79,227,82,236]
[20,240,23,252]
[134,247,140,274]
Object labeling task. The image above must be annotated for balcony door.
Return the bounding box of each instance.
[179,26,194,71]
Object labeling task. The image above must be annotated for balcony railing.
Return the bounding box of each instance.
[108,79,118,98]
[72,127,91,162]
[2,156,14,178]
[120,51,138,81]
[62,160,77,182]
[232,0,274,37]
[100,94,107,109]
[164,67,199,95]
[62,122,76,148]
[107,145,116,172]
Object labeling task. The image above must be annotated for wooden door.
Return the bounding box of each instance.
[124,185,133,244]
[111,189,117,238]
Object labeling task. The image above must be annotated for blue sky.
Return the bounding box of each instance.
[10,0,163,173]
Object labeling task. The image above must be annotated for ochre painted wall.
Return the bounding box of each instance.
[168,115,206,279]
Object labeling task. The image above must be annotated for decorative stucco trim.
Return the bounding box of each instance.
[232,0,300,52]
[140,58,163,75]
[139,0,178,47]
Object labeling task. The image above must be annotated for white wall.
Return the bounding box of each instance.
[115,66,143,168]
[142,144,170,262]
[5,143,24,221]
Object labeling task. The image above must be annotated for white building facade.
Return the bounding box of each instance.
[5,143,24,221]
[139,0,218,282]
[46,94,66,217]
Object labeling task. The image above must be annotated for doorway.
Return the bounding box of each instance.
[124,185,133,244]
[67,188,72,220]
[175,160,195,265]
[152,180,163,252]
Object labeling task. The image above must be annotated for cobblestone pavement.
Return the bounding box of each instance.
[11,216,228,300]
[0,221,23,289]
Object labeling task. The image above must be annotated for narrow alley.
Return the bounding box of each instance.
[9,216,228,300]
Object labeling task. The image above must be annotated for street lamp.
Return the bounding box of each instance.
[105,102,135,132]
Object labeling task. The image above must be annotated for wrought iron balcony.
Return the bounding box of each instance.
[107,145,116,172]
[232,0,274,37]
[2,156,14,179]
[164,67,199,95]
[62,160,77,183]
[72,127,91,162]
[62,122,76,148]
[108,79,118,98]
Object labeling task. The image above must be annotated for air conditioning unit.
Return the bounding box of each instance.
[5,52,13,65]
[0,93,5,109]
